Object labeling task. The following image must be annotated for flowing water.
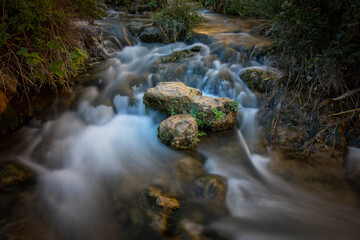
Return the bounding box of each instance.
[1,11,360,240]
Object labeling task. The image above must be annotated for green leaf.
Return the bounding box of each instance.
[69,51,80,59]
[16,47,29,56]
[52,60,64,68]
[27,58,35,66]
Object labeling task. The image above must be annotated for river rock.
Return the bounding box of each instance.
[193,175,227,202]
[158,63,187,82]
[158,114,198,150]
[161,49,195,63]
[147,186,180,233]
[0,163,33,188]
[240,67,281,93]
[190,46,202,52]
[143,82,238,131]
[139,26,160,42]
[173,157,205,183]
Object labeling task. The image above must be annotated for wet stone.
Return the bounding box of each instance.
[240,67,282,93]
[143,82,238,131]
[147,186,181,233]
[158,114,198,150]
[0,163,33,189]
[193,175,227,202]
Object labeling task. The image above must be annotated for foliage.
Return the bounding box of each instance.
[0,0,102,93]
[104,0,130,6]
[200,0,283,18]
[212,108,226,122]
[197,131,206,137]
[153,0,204,43]
[104,0,164,12]
[169,106,176,116]
[269,0,360,100]
[190,107,211,128]
[229,100,239,111]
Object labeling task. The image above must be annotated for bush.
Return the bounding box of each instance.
[200,0,283,18]
[0,0,103,93]
[269,0,360,99]
[153,0,204,43]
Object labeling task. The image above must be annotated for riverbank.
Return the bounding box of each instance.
[0,0,110,136]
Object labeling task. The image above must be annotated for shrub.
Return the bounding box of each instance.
[0,0,103,93]
[269,0,360,100]
[200,0,283,18]
[153,0,204,43]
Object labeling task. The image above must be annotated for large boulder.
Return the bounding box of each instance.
[143,82,238,131]
[158,114,198,150]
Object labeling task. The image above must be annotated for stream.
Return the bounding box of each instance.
[1,10,360,240]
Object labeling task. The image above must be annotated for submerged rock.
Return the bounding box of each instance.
[0,163,33,188]
[157,63,187,83]
[148,186,181,211]
[143,82,238,131]
[147,186,180,233]
[173,157,205,183]
[193,175,227,202]
[158,114,198,150]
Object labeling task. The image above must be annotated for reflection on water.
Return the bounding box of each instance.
[0,9,360,240]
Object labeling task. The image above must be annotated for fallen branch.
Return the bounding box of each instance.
[328,108,360,117]
[332,88,360,101]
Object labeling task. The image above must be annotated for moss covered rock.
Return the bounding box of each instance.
[139,26,161,42]
[147,186,180,233]
[240,67,281,93]
[158,114,198,150]
[143,82,238,131]
[0,163,33,188]
[161,49,195,63]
